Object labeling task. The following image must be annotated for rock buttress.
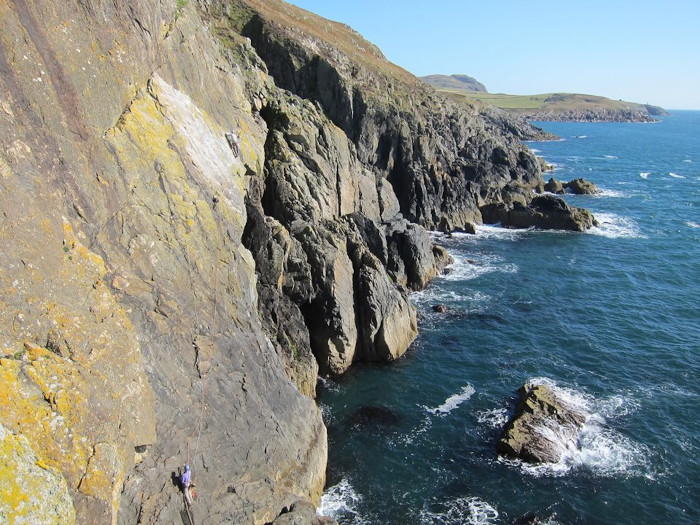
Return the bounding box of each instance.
[1,1,327,523]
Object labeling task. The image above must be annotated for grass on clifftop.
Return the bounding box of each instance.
[436,88,665,116]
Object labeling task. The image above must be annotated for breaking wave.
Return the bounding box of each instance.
[595,188,628,198]
[588,212,643,238]
[318,479,367,524]
[420,496,499,525]
[476,407,510,429]
[499,378,651,478]
[437,252,519,283]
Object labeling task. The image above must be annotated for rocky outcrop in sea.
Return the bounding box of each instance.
[498,383,588,463]
[545,177,600,195]
[0,0,597,523]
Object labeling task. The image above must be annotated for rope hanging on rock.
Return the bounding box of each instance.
[183,194,223,500]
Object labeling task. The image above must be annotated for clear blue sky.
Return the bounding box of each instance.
[286,0,700,109]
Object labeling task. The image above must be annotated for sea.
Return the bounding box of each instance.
[317,111,699,524]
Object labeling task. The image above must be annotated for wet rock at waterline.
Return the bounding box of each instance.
[498,383,587,463]
[482,195,597,231]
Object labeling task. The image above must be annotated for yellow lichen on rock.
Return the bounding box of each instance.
[0,423,76,525]
[0,210,156,523]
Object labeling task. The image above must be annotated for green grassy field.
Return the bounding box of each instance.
[441,91,552,109]
[436,87,665,117]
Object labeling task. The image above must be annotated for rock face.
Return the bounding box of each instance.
[544,177,566,194]
[482,195,598,231]
[1,1,325,523]
[565,178,600,195]
[498,383,587,463]
[226,0,580,234]
[0,0,595,523]
[523,106,659,122]
[271,500,338,525]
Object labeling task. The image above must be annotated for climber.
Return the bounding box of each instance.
[181,464,195,505]
[225,130,240,158]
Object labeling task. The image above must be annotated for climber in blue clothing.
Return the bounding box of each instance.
[181,465,194,505]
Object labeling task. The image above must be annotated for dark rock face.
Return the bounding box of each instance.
[482,195,597,231]
[544,177,566,194]
[229,0,562,233]
[498,383,587,463]
[242,92,448,376]
[521,107,659,123]
[565,178,599,195]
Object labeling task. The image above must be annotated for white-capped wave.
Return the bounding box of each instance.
[685,221,699,229]
[595,188,627,198]
[530,148,541,154]
[683,159,692,163]
[501,377,651,478]
[639,172,650,179]
[438,253,519,283]
[669,172,686,179]
[424,385,475,416]
[476,407,510,429]
[410,288,490,308]
[318,376,342,394]
[588,212,643,238]
[604,155,618,159]
[319,479,367,523]
[319,402,336,427]
[420,496,499,525]
[474,224,533,240]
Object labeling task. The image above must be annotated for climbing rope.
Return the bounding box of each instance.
[183,195,223,509]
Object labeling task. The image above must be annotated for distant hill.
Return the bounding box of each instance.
[420,74,487,93]
[421,75,668,122]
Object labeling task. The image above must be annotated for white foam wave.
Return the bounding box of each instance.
[318,376,342,394]
[596,394,641,418]
[476,407,510,429]
[410,288,490,307]
[395,415,433,446]
[685,221,699,229]
[604,155,618,159]
[639,172,650,179]
[318,479,367,523]
[669,172,686,179]
[595,188,627,198]
[424,385,475,416]
[588,212,643,238]
[420,496,499,525]
[683,159,692,163]
[503,378,651,478]
[318,403,335,427]
[526,376,593,412]
[530,148,541,153]
[438,253,518,283]
[474,224,533,240]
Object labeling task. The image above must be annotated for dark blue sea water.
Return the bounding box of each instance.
[318,111,700,524]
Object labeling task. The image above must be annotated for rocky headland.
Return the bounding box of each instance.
[422,75,668,123]
[0,0,596,523]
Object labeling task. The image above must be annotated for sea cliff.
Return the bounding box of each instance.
[1,1,591,523]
